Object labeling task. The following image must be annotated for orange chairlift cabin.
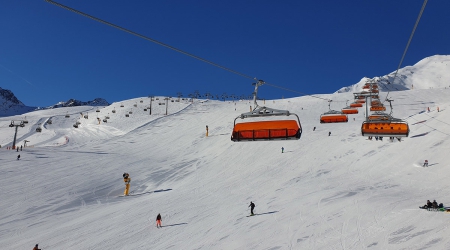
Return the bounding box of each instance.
[350,102,363,108]
[370,101,386,111]
[320,100,348,123]
[361,97,409,137]
[341,101,359,114]
[231,80,302,141]
[368,111,391,121]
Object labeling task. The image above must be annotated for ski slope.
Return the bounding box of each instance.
[1,88,450,249]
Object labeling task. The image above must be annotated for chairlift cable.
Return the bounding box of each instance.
[45,0,346,103]
[44,0,254,80]
[384,0,428,102]
[264,82,345,102]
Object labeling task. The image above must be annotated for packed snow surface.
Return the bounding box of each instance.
[1,88,450,249]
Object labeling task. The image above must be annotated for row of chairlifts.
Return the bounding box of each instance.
[356,82,409,138]
[231,80,302,141]
[320,101,348,123]
[341,101,359,114]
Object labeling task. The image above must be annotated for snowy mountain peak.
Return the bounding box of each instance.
[336,55,450,93]
[47,98,110,109]
[0,87,33,117]
[0,87,24,106]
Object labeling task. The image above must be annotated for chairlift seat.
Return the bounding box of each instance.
[370,106,386,111]
[320,111,348,123]
[350,102,363,108]
[341,107,358,114]
[232,120,301,141]
[361,121,409,137]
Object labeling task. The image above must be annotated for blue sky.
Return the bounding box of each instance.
[1,0,449,107]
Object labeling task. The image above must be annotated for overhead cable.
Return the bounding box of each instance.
[385,0,428,101]
[45,0,254,80]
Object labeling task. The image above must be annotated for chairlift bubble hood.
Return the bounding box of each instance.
[231,80,302,141]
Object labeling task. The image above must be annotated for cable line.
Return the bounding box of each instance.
[45,0,254,80]
[385,0,428,101]
[264,82,336,102]
[45,0,345,103]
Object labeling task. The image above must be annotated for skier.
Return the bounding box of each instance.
[420,200,431,209]
[328,132,331,136]
[281,147,284,153]
[313,127,316,131]
[17,154,20,160]
[33,244,41,250]
[432,200,438,209]
[249,201,256,216]
[20,145,23,151]
[156,213,162,228]
[123,173,131,196]
[423,160,428,167]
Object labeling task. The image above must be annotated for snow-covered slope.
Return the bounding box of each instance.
[1,86,450,249]
[337,55,450,93]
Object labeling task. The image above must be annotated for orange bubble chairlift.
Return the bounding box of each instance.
[231,80,302,141]
[361,100,409,137]
[320,101,348,123]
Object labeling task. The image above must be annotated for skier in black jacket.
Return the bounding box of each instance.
[249,201,255,215]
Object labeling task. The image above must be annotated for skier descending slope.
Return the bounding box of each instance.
[249,201,256,216]
[156,213,162,228]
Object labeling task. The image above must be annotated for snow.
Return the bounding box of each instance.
[1,83,450,249]
[337,55,450,93]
